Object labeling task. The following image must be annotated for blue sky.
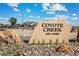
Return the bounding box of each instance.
[0,3,79,26]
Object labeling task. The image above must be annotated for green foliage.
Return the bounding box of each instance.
[9,17,17,26]
[75,39,79,46]
[73,26,79,29]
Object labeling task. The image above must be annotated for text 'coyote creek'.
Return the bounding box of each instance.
[42,23,63,32]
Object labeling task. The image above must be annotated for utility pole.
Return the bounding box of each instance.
[22,13,24,32]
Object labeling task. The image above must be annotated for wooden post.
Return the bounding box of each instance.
[77,28,79,42]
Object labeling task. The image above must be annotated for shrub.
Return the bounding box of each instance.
[75,39,79,46]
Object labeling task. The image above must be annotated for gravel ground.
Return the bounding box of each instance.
[0,29,79,56]
[0,43,79,56]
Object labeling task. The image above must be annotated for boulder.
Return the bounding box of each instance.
[55,44,74,53]
[0,29,21,45]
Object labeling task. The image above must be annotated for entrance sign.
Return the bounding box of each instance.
[29,19,77,44]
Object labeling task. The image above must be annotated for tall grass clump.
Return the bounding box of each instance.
[55,39,58,45]
[32,39,35,45]
[37,40,40,45]
[49,40,52,44]
[42,40,45,45]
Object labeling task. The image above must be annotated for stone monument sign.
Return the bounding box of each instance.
[29,19,75,44]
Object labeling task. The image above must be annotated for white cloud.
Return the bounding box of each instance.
[18,14,22,16]
[29,15,33,17]
[54,15,69,19]
[0,17,9,21]
[44,15,69,20]
[18,14,25,17]
[0,17,9,24]
[44,17,53,20]
[72,17,78,20]
[46,11,55,14]
[37,16,40,18]
[71,13,79,20]
[72,13,77,16]
[7,3,19,8]
[26,8,31,13]
[40,10,44,12]
[13,8,19,12]
[42,3,50,11]
[42,3,68,14]
[51,4,68,12]
[7,3,19,12]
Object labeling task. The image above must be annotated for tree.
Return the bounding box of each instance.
[9,17,17,27]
